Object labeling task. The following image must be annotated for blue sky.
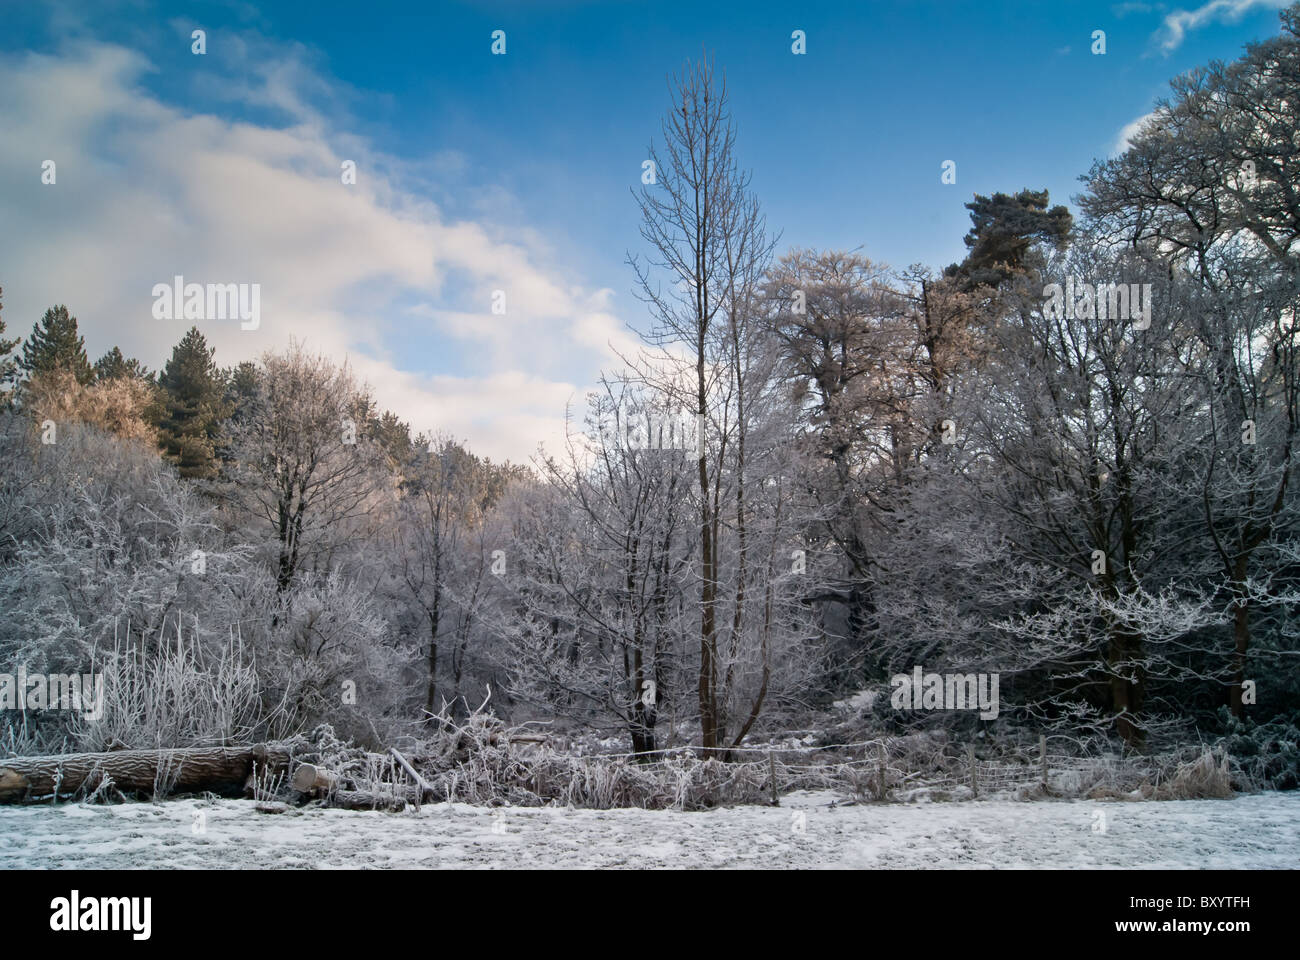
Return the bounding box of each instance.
[0,0,1292,460]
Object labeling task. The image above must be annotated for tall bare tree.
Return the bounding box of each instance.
[629,56,770,752]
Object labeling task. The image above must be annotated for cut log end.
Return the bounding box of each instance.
[0,768,30,799]
[291,763,338,794]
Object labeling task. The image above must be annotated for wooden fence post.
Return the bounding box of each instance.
[878,744,888,802]
[968,744,978,798]
[1039,734,1048,789]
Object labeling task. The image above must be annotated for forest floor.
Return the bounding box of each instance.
[2,790,1296,868]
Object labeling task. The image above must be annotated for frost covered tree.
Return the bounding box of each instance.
[762,251,906,651]
[23,368,159,445]
[1080,9,1300,721]
[628,55,779,752]
[492,383,695,754]
[223,343,392,592]
[0,422,260,748]
[957,245,1206,744]
[390,435,518,717]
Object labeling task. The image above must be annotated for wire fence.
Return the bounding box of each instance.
[472,732,1211,804]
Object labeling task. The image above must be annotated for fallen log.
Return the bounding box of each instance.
[0,744,294,803]
[292,759,420,811]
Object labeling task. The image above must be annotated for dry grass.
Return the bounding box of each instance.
[273,714,1257,812]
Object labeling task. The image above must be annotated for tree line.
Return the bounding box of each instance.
[2,5,1298,760]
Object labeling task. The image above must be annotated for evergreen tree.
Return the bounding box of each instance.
[157,327,230,479]
[370,408,413,469]
[222,360,262,425]
[945,189,1072,290]
[19,305,94,384]
[0,287,19,403]
[95,346,152,382]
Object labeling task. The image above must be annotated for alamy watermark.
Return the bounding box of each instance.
[616,408,704,453]
[152,275,260,330]
[0,666,104,720]
[890,666,999,720]
[50,891,151,940]
[1043,277,1152,330]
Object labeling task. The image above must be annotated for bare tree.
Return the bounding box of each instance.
[393,435,506,717]
[492,382,695,755]
[628,55,773,753]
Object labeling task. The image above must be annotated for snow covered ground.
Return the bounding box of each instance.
[1,791,1296,869]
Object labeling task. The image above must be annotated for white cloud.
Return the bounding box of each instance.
[1113,111,1158,155]
[1154,0,1289,54]
[0,39,638,463]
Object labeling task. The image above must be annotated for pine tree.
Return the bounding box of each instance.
[222,360,262,424]
[945,189,1072,291]
[157,327,230,479]
[0,287,19,403]
[94,346,153,382]
[19,304,94,384]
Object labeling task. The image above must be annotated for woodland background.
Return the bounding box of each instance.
[2,5,1299,791]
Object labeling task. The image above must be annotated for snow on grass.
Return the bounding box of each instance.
[1,791,1295,869]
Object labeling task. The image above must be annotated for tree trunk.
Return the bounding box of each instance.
[424,611,440,717]
[0,744,294,803]
[1106,627,1145,747]
[630,701,657,762]
[1229,558,1251,717]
